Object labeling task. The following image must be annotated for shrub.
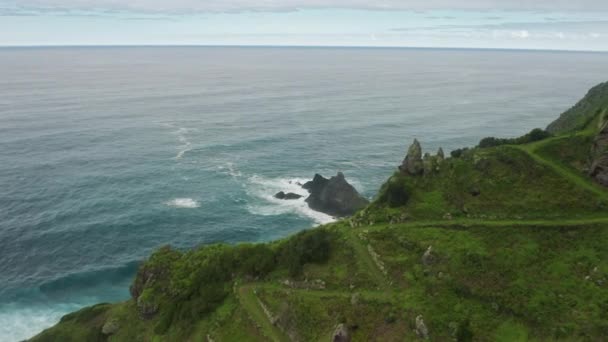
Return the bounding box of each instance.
[377,175,410,207]
[451,148,469,158]
[478,128,551,148]
[234,244,276,276]
[279,229,333,276]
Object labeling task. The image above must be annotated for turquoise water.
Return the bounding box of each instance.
[1,46,608,340]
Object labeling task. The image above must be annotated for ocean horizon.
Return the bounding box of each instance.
[2,46,608,341]
[3,45,608,54]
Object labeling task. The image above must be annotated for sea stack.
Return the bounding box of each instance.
[302,172,369,217]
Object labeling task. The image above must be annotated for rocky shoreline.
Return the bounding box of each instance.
[275,172,369,217]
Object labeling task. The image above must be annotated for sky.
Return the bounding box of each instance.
[1,0,608,51]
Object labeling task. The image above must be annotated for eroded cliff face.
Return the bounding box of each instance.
[589,120,608,186]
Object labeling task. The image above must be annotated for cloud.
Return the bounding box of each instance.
[2,0,608,15]
[393,20,608,32]
[511,30,529,39]
[390,20,608,43]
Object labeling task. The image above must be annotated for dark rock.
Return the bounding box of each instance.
[332,323,350,342]
[303,172,369,217]
[302,174,329,193]
[590,121,608,186]
[399,139,424,175]
[469,186,481,197]
[274,191,302,200]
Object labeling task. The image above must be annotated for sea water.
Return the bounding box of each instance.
[1,46,608,341]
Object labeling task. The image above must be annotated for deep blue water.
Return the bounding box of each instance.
[1,46,608,340]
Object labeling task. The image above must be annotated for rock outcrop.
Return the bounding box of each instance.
[274,191,303,200]
[399,139,445,176]
[399,139,424,175]
[302,172,369,217]
[589,120,608,186]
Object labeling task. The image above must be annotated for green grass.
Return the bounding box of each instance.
[360,145,608,225]
[237,285,289,342]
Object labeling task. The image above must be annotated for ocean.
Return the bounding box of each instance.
[1,46,608,341]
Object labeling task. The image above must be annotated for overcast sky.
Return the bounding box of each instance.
[1,0,608,50]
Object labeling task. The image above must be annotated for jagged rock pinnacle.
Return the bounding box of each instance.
[399,139,424,175]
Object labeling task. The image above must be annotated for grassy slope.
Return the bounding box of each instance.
[32,84,608,342]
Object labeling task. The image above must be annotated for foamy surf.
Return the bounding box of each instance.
[0,302,82,342]
[172,127,195,160]
[245,175,336,225]
[165,198,200,208]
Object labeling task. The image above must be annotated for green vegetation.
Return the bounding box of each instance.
[477,128,551,148]
[546,81,608,134]
[32,82,608,341]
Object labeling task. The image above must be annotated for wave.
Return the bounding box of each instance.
[165,198,200,208]
[0,262,138,341]
[244,175,335,225]
[0,301,83,342]
[170,126,195,160]
[38,261,139,296]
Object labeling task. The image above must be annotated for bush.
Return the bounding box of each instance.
[451,148,469,158]
[234,244,276,276]
[377,175,410,207]
[132,228,334,332]
[478,128,551,148]
[279,229,333,276]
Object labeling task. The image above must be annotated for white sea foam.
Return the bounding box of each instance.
[172,127,194,160]
[0,302,81,342]
[217,162,242,179]
[165,198,200,208]
[244,175,336,225]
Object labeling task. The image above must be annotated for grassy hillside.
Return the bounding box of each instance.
[32,83,608,342]
[546,81,608,134]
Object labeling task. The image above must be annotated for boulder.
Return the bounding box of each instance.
[415,315,429,340]
[421,246,435,266]
[399,139,424,175]
[332,323,350,342]
[589,121,608,186]
[101,318,120,335]
[303,172,369,217]
[274,191,303,200]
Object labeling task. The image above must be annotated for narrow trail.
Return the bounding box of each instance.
[237,285,290,342]
[346,233,392,291]
[515,136,608,201]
